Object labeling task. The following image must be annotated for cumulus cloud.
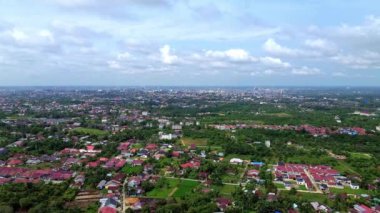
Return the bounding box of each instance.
[263,38,297,56]
[8,28,28,43]
[160,45,178,64]
[304,38,336,52]
[205,49,256,62]
[259,56,291,68]
[263,38,322,57]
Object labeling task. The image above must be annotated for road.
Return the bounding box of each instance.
[122,177,128,212]
[303,168,323,193]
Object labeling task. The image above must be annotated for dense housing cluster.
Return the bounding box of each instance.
[0,87,379,212]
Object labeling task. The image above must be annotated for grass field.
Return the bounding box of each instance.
[265,113,292,118]
[329,187,373,195]
[275,183,285,189]
[219,184,237,196]
[147,179,199,198]
[222,174,241,184]
[295,192,328,204]
[172,180,199,197]
[71,127,108,136]
[181,137,208,146]
[286,155,335,165]
[349,152,372,159]
[335,161,359,175]
[146,179,179,198]
[298,185,307,190]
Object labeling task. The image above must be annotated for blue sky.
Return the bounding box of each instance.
[0,0,380,86]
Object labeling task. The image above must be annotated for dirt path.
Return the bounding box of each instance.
[168,187,178,197]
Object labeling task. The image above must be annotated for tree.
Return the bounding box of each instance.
[19,197,33,209]
[0,205,14,213]
[289,187,297,195]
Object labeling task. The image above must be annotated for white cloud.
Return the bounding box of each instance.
[259,56,291,68]
[336,15,380,37]
[331,51,380,69]
[38,30,55,43]
[117,52,131,60]
[8,28,28,42]
[263,38,297,56]
[291,66,320,75]
[107,60,121,69]
[160,45,178,64]
[263,38,322,57]
[205,49,255,61]
[304,38,336,52]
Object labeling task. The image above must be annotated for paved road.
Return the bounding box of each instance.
[304,168,323,193]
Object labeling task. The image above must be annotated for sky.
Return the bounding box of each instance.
[0,0,380,86]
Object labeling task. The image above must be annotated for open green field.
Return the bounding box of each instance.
[147,179,200,198]
[286,155,335,165]
[172,180,199,197]
[296,192,328,204]
[264,113,292,118]
[181,137,208,146]
[219,184,237,196]
[329,187,374,195]
[146,179,179,198]
[298,185,307,190]
[280,191,328,204]
[71,127,108,136]
[275,182,285,189]
[222,173,243,183]
[335,161,359,175]
[349,152,372,159]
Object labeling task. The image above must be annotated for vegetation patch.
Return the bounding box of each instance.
[172,180,199,197]
[349,152,372,159]
[219,184,237,195]
[71,127,108,136]
[181,137,208,146]
[329,187,374,195]
[146,178,179,198]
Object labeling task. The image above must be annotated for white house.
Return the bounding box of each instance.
[350,183,360,189]
[230,158,243,165]
[160,133,174,140]
[265,140,271,148]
